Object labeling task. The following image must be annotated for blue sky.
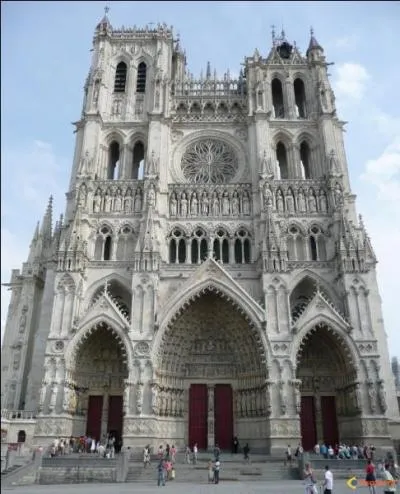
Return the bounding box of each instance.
[1,1,399,358]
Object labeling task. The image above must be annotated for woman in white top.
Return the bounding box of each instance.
[383,463,397,494]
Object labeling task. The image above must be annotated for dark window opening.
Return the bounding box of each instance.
[310,236,317,261]
[213,239,220,261]
[234,239,242,263]
[191,239,199,264]
[244,238,251,263]
[108,141,120,180]
[136,62,147,93]
[17,430,26,443]
[300,141,311,179]
[294,78,307,118]
[114,62,127,93]
[200,238,208,262]
[132,141,145,179]
[178,239,186,263]
[276,141,289,179]
[272,78,285,118]
[104,236,112,261]
[222,239,229,263]
[169,239,176,263]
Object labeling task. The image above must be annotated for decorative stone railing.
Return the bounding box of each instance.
[1,409,36,420]
[168,183,252,218]
[173,78,247,98]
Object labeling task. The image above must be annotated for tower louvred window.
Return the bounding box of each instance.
[114,62,127,92]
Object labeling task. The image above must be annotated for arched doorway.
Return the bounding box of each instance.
[69,323,129,450]
[296,324,359,451]
[156,288,268,451]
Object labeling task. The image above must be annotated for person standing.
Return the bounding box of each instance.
[232,436,239,454]
[365,458,377,494]
[382,463,396,494]
[214,459,221,484]
[193,443,198,464]
[157,459,165,487]
[323,465,333,494]
[243,443,250,463]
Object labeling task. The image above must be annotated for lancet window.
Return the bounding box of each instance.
[108,141,120,180]
[94,225,113,261]
[169,229,187,264]
[287,226,305,261]
[114,62,127,93]
[191,229,208,264]
[309,226,326,261]
[132,141,145,179]
[272,78,285,118]
[294,78,307,118]
[300,141,312,179]
[213,229,230,263]
[234,229,251,264]
[136,62,147,93]
[276,141,289,179]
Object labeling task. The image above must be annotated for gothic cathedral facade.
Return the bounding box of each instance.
[1,15,399,454]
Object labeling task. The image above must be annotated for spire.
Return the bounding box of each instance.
[206,61,211,79]
[40,195,53,241]
[307,26,324,56]
[96,4,112,32]
[27,222,40,262]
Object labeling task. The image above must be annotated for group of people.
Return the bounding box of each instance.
[48,434,118,458]
[313,442,377,460]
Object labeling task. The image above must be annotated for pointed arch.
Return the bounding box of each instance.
[153,277,269,361]
[64,316,134,372]
[289,270,342,308]
[84,273,132,309]
[57,273,76,291]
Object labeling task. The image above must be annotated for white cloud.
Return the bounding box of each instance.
[371,112,400,139]
[361,137,400,207]
[333,62,369,100]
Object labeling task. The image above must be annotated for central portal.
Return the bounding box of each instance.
[188,383,233,450]
[157,288,268,449]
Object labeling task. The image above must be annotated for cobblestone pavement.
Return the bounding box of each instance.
[2,479,357,494]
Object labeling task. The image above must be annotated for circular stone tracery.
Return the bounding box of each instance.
[181,139,239,184]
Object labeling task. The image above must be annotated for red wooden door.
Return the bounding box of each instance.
[107,395,123,445]
[189,384,208,450]
[300,396,317,451]
[321,396,339,447]
[214,384,233,450]
[86,395,103,441]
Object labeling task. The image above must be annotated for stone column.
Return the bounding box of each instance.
[123,379,133,416]
[314,394,323,443]
[136,382,144,415]
[38,379,48,414]
[207,384,215,450]
[285,79,296,119]
[101,389,109,438]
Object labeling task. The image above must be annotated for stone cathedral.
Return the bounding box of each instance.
[1,13,399,455]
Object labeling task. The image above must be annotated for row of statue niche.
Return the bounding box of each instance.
[169,189,251,217]
[151,385,184,417]
[92,187,144,213]
[235,388,269,418]
[263,185,331,214]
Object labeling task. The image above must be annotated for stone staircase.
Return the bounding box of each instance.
[126,453,299,483]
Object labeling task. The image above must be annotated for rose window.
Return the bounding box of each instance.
[181,139,238,184]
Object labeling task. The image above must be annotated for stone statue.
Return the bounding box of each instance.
[147,184,156,208]
[242,191,250,215]
[93,192,101,213]
[105,194,112,212]
[201,193,209,216]
[212,192,220,216]
[190,193,198,216]
[136,383,143,415]
[114,190,122,211]
[19,305,28,334]
[134,189,143,212]
[261,151,274,177]
[63,384,71,413]
[170,193,178,216]
[334,183,343,207]
[124,193,132,213]
[319,190,328,213]
[367,381,377,413]
[151,384,158,415]
[222,192,230,215]
[13,347,21,370]
[276,190,284,213]
[378,381,387,413]
[38,380,47,412]
[123,381,130,415]
[297,190,306,212]
[180,192,188,216]
[231,191,239,215]
[308,191,317,213]
[286,191,295,213]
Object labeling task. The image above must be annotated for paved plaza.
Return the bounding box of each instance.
[2,480,361,494]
